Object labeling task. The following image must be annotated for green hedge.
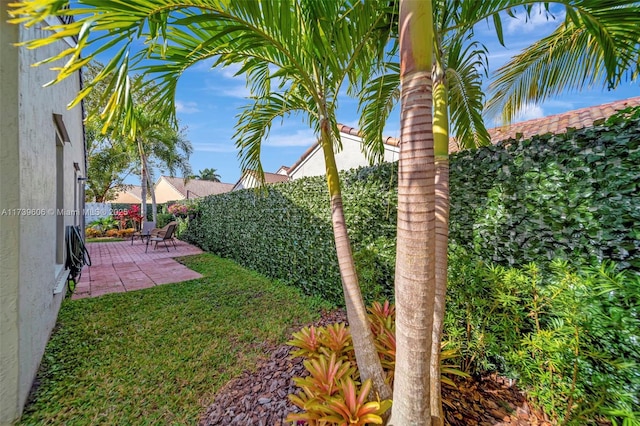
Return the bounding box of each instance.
[450,108,640,271]
[184,109,640,303]
[183,164,398,304]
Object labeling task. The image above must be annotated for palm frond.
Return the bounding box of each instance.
[357,63,400,164]
[233,92,307,185]
[486,1,640,123]
[445,36,491,149]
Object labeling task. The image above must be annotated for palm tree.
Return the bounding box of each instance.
[192,168,221,182]
[131,107,192,222]
[387,1,436,424]
[9,0,394,399]
[359,2,640,422]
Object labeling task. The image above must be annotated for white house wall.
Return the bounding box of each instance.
[289,132,399,180]
[0,16,86,425]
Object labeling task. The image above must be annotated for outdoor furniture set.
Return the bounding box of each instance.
[131,221,178,252]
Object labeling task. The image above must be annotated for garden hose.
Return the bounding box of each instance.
[64,225,91,292]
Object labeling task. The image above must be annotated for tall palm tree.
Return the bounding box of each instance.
[387,1,436,424]
[131,106,193,222]
[9,0,394,399]
[359,2,640,423]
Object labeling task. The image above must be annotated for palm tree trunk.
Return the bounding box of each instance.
[390,0,436,424]
[147,171,158,224]
[319,119,392,402]
[139,139,148,223]
[430,71,450,426]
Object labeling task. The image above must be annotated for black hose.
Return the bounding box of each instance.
[65,225,91,289]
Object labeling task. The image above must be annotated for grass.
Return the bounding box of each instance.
[19,253,330,425]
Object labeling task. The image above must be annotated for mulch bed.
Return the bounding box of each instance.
[199,309,551,426]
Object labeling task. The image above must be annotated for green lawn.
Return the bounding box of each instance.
[19,253,329,425]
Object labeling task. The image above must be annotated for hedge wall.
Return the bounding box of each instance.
[183,165,399,304]
[450,109,640,270]
[184,109,640,303]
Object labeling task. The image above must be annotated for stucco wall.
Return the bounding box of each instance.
[0,15,85,425]
[289,132,399,180]
[154,178,184,203]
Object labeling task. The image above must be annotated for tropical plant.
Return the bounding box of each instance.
[129,105,193,223]
[88,216,118,233]
[287,300,469,425]
[359,1,640,423]
[83,63,135,202]
[191,168,221,182]
[81,62,193,215]
[112,204,143,230]
[8,2,401,398]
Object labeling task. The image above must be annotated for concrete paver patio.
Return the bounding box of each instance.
[73,238,204,299]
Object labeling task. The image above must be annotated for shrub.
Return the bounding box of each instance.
[113,205,142,230]
[117,228,135,238]
[88,216,118,233]
[156,213,174,229]
[444,250,640,425]
[105,229,119,238]
[85,227,103,238]
[450,107,640,272]
[183,164,398,305]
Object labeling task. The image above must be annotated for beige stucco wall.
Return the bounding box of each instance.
[0,14,86,425]
[111,190,142,204]
[289,132,399,180]
[154,178,184,203]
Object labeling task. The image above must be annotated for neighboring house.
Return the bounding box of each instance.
[287,124,400,180]
[111,185,144,204]
[232,170,290,191]
[286,97,640,180]
[154,176,234,203]
[1,11,86,425]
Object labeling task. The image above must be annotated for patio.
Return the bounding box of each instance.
[73,238,204,299]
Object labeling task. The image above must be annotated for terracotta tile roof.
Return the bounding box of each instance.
[286,97,640,174]
[262,171,290,184]
[161,176,234,198]
[482,96,640,147]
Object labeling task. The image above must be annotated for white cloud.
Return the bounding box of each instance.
[219,63,243,79]
[192,142,238,153]
[203,78,251,99]
[175,101,200,114]
[265,129,318,147]
[221,85,251,99]
[506,5,565,35]
[513,103,545,122]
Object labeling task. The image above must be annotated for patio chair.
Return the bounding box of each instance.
[131,221,156,245]
[145,222,178,252]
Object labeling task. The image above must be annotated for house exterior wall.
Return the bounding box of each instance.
[232,174,258,191]
[288,132,399,180]
[0,15,86,425]
[154,178,184,203]
[111,191,142,204]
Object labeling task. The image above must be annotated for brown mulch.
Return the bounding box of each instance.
[199,309,551,426]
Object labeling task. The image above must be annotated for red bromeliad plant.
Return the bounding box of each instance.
[320,379,392,426]
[287,300,469,424]
[287,354,390,426]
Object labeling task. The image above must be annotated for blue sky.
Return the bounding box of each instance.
[134,5,640,185]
